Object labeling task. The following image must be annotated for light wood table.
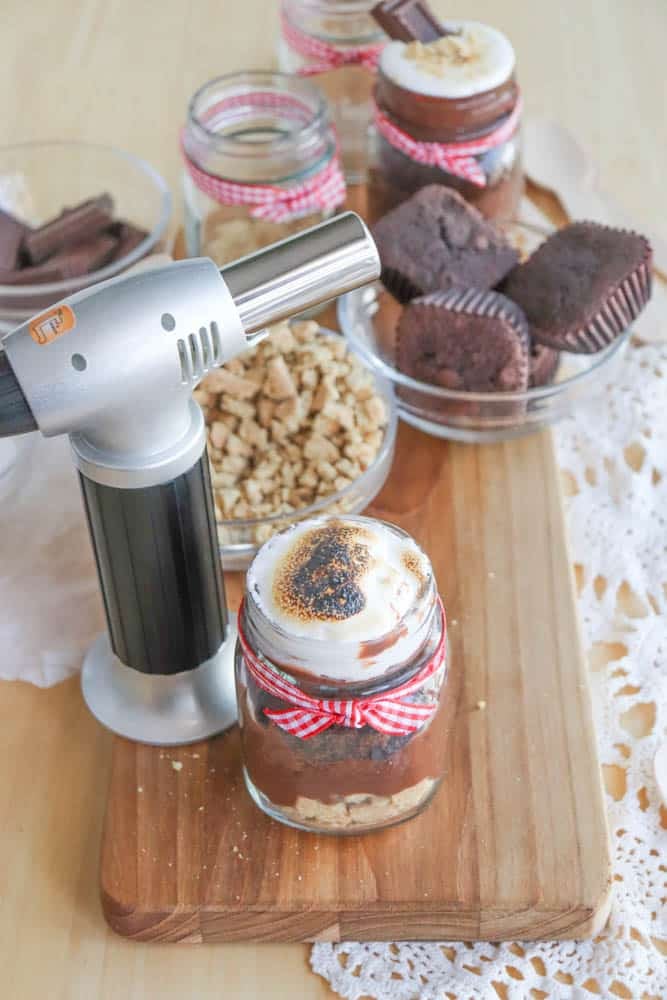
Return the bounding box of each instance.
[1,1,665,996]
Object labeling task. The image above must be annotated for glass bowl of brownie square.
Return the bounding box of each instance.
[0,141,171,331]
[338,186,651,443]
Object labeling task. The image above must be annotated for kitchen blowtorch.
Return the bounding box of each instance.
[0,213,380,744]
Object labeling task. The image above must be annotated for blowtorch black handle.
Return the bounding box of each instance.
[0,351,37,437]
[79,448,228,675]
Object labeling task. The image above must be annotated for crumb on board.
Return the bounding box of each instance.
[137,786,143,793]
[476,700,487,710]
[171,760,183,772]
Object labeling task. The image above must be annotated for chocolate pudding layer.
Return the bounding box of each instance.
[376,72,519,139]
[369,22,523,221]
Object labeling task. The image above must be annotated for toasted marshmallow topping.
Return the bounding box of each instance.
[247,516,434,681]
[380,20,515,99]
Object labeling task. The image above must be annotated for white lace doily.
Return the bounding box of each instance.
[311,334,667,999]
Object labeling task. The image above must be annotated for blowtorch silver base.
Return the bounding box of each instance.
[81,613,238,745]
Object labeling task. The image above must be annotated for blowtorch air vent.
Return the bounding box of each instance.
[177,322,223,384]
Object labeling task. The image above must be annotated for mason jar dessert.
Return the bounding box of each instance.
[369,19,523,221]
[236,515,453,834]
[182,71,345,266]
[277,0,386,182]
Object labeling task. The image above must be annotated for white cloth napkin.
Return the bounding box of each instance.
[0,433,103,686]
[0,255,174,687]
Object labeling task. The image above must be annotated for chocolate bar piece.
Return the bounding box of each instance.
[0,209,28,271]
[371,0,447,42]
[0,232,117,285]
[24,194,114,265]
[0,263,65,285]
[107,220,149,262]
[50,232,118,278]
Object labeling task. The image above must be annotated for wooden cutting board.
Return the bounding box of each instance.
[100,425,611,943]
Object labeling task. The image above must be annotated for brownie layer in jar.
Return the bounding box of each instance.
[368,23,524,223]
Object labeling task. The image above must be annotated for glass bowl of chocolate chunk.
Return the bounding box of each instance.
[0,141,171,330]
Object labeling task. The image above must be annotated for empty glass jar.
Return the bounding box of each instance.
[182,71,345,266]
[278,0,385,182]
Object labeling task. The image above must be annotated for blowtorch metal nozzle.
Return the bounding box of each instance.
[220,212,380,335]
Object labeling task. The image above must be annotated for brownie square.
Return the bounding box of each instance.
[371,185,520,303]
[397,287,530,392]
[502,222,652,353]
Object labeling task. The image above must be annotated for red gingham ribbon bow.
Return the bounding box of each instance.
[281,5,384,76]
[373,94,523,188]
[182,92,346,223]
[238,597,447,740]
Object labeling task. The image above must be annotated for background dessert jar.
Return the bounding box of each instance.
[182,71,345,266]
[369,19,523,221]
[277,0,386,182]
[235,515,455,834]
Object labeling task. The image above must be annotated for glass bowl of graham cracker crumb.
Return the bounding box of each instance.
[196,321,397,572]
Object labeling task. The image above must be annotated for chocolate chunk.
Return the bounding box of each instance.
[372,0,448,42]
[0,209,28,271]
[528,341,560,387]
[502,222,653,353]
[107,220,149,261]
[24,194,114,265]
[48,233,118,278]
[372,185,519,303]
[0,233,117,285]
[0,264,65,286]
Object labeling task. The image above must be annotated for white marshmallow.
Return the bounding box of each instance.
[246,516,435,682]
[379,20,515,100]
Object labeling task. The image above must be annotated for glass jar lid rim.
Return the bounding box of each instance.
[242,581,441,697]
[282,0,386,40]
[284,0,379,12]
[245,577,436,648]
[187,70,330,154]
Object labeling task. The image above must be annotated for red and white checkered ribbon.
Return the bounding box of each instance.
[281,5,384,76]
[373,94,523,188]
[238,597,447,740]
[182,92,346,223]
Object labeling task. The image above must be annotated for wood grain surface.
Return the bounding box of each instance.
[1,0,665,995]
[101,425,611,943]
